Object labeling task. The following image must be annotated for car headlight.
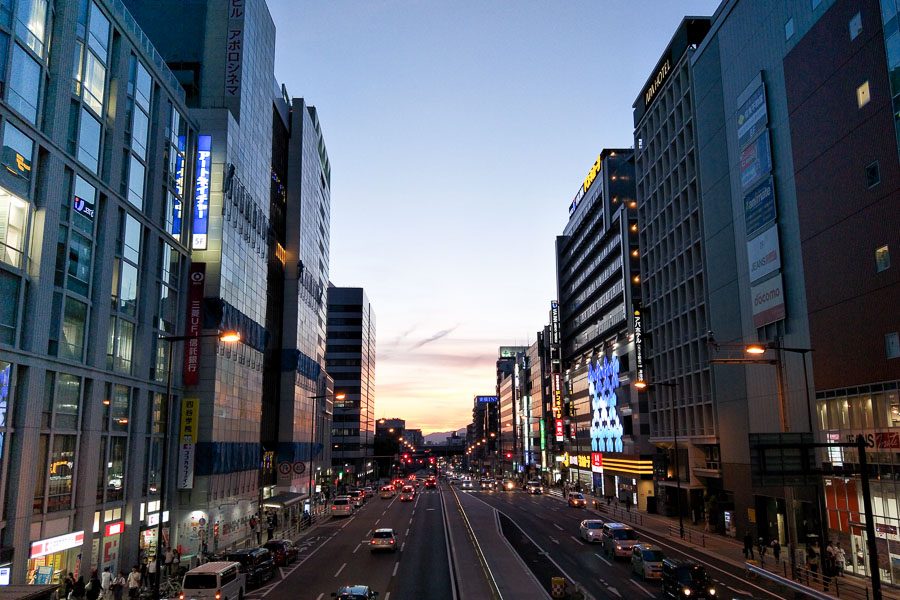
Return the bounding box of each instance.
[682,589,691,596]
[708,588,716,596]
[616,545,622,550]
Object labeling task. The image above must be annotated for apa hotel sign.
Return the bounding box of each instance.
[643,56,671,108]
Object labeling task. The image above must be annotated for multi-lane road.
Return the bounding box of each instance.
[243,479,801,599]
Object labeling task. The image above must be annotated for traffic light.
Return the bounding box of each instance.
[505,453,512,459]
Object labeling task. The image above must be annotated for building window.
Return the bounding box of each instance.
[131,106,149,159]
[8,44,40,123]
[60,296,87,359]
[14,0,48,57]
[0,270,19,344]
[52,373,81,429]
[850,12,863,40]
[857,81,871,108]
[127,156,145,209]
[1,123,33,198]
[106,317,134,373]
[47,434,76,512]
[866,161,881,187]
[77,108,101,172]
[0,188,28,268]
[66,231,92,296]
[887,332,900,359]
[876,245,891,272]
[87,2,109,61]
[785,17,795,40]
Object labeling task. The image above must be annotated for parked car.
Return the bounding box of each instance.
[631,544,664,580]
[331,496,354,517]
[567,492,586,507]
[661,559,716,598]
[601,523,639,559]
[181,561,245,600]
[224,548,276,588]
[263,539,299,566]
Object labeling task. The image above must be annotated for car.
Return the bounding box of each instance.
[181,562,245,600]
[379,485,395,499]
[263,539,299,566]
[567,492,586,507]
[661,559,716,598]
[331,585,379,599]
[525,481,543,494]
[424,479,436,489]
[480,479,494,490]
[460,480,474,491]
[331,497,354,517]
[362,486,375,498]
[631,544,664,580]
[601,523,639,559]
[224,547,276,588]
[501,480,517,491]
[579,519,605,543]
[399,485,416,501]
[348,490,366,507]
[369,528,398,553]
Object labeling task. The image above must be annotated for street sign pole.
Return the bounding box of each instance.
[858,435,882,600]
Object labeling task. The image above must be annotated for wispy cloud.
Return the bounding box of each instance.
[410,325,459,350]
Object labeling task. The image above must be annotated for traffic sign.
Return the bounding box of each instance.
[292,461,306,475]
[278,462,291,475]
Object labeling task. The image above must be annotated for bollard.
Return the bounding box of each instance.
[551,576,567,599]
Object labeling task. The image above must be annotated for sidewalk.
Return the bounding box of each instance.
[548,488,899,599]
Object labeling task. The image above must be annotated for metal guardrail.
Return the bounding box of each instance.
[748,559,880,600]
[450,485,503,600]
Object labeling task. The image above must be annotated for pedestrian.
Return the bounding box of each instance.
[112,572,126,600]
[86,570,101,600]
[771,538,782,564]
[807,544,820,581]
[825,540,837,577]
[172,549,181,577]
[266,515,275,541]
[163,546,173,577]
[757,537,767,566]
[63,572,75,600]
[836,542,846,576]
[72,576,86,600]
[126,566,141,600]
[743,532,755,560]
[625,495,632,512]
[101,567,112,600]
[146,554,157,588]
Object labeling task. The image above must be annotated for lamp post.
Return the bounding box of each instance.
[155,330,240,600]
[306,391,345,512]
[635,379,682,538]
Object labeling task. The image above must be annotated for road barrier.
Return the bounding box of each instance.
[551,576,567,598]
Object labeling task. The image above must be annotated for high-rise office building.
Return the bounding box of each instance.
[556,150,655,505]
[0,0,200,582]
[497,347,525,476]
[633,18,715,524]
[124,0,277,553]
[326,286,376,485]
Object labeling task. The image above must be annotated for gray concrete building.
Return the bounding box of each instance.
[123,0,277,554]
[326,286,376,486]
[0,0,200,582]
[633,18,717,526]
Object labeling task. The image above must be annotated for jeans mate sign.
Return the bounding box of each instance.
[178,398,199,489]
[192,135,212,250]
[183,263,206,385]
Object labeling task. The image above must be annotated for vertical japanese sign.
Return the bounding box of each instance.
[178,398,198,489]
[192,135,211,250]
[555,419,564,441]
[172,135,185,237]
[633,307,644,384]
[183,263,205,385]
[225,0,244,97]
[550,301,560,345]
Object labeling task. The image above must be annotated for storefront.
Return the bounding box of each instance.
[27,531,84,585]
[139,508,169,565]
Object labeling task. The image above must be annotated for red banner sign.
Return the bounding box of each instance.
[183,263,206,385]
[555,419,564,441]
[591,452,603,472]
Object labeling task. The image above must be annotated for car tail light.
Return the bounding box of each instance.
[216,590,221,600]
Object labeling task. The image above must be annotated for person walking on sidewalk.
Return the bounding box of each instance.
[72,576,86,600]
[770,538,781,564]
[100,567,112,600]
[86,570,101,600]
[757,538,767,566]
[743,532,755,560]
[111,572,126,600]
[126,567,140,600]
[835,542,846,576]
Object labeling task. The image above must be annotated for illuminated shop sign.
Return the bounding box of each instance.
[555,418,564,441]
[633,308,644,384]
[30,531,85,558]
[192,135,212,250]
[104,521,124,536]
[589,354,623,453]
[173,135,186,236]
[552,373,563,420]
[73,195,95,220]
[183,263,206,385]
[591,452,603,473]
[476,395,498,403]
[499,346,525,358]
[550,301,560,345]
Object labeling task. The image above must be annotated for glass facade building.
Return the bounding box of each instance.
[0,0,198,583]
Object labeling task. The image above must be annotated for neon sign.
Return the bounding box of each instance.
[173,135,185,236]
[192,135,212,250]
[589,354,623,453]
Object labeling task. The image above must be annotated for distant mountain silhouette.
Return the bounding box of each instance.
[424,427,466,444]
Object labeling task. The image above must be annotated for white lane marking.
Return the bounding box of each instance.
[412,510,416,516]
[409,518,414,525]
[553,523,564,531]
[629,580,654,598]
[333,562,346,578]
[594,552,612,566]
[352,543,361,554]
[392,561,399,577]
[570,535,586,545]
[405,528,410,536]
[608,587,622,598]
[550,537,560,544]
[315,595,323,600]
[384,594,390,600]
[375,519,380,525]
[401,542,406,552]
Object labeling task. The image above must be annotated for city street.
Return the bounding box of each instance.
[247,486,455,600]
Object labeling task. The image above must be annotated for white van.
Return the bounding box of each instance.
[180,561,246,600]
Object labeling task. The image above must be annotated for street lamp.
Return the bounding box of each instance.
[307,391,345,507]
[155,330,239,600]
[635,379,683,539]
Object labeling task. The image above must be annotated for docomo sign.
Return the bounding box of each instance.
[751,272,786,328]
[30,531,85,558]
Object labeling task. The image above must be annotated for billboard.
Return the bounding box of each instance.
[751,273,786,328]
[177,398,198,489]
[737,84,768,148]
[191,135,212,250]
[554,418,564,442]
[747,224,781,283]
[740,132,772,192]
[743,177,777,237]
[476,395,498,403]
[183,262,206,385]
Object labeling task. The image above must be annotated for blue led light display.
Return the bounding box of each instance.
[192,135,212,250]
[588,354,623,453]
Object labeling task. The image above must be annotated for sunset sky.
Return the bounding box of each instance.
[269,0,721,433]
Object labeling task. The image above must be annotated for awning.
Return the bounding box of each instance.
[261,492,306,509]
